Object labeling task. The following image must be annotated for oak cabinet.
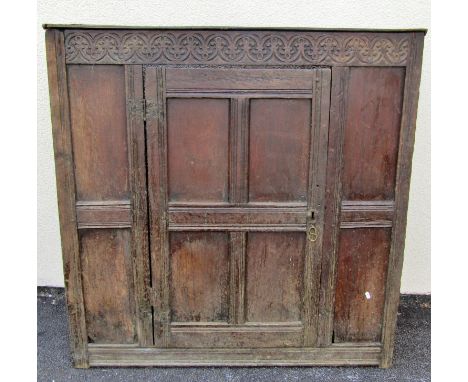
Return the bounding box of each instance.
[45,26,425,368]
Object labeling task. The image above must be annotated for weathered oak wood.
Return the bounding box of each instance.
[166,68,317,91]
[340,202,394,229]
[303,69,331,346]
[160,67,330,350]
[170,323,304,348]
[45,26,425,368]
[45,29,89,368]
[318,66,349,347]
[168,206,308,226]
[87,345,382,366]
[63,30,411,66]
[145,66,171,347]
[80,229,136,344]
[76,201,132,229]
[229,232,246,324]
[125,65,153,346]
[380,32,425,368]
[341,67,405,201]
[334,228,392,343]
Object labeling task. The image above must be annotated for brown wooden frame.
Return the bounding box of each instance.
[45,26,425,368]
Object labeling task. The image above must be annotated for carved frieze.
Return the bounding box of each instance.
[64,30,410,66]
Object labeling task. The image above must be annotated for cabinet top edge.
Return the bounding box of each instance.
[42,24,428,34]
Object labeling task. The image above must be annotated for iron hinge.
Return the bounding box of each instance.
[147,287,158,307]
[147,287,170,323]
[155,310,170,324]
[127,98,159,122]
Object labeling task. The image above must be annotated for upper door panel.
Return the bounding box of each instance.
[248,98,311,203]
[167,98,230,204]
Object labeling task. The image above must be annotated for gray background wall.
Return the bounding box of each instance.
[37,0,430,293]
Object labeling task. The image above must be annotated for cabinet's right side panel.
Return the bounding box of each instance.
[323,66,406,345]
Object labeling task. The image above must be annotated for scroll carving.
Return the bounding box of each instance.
[64,30,410,66]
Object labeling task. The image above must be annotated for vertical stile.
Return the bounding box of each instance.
[45,29,89,367]
[124,65,153,346]
[145,67,171,347]
[228,98,249,324]
[380,33,425,368]
[303,69,331,346]
[317,67,349,346]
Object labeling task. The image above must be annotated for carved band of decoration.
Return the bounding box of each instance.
[64,30,410,66]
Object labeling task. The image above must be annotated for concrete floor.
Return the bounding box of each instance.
[38,288,430,381]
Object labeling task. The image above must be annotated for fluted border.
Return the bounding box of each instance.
[64,30,410,66]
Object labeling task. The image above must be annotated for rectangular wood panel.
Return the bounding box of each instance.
[342,67,405,201]
[68,65,129,201]
[167,98,230,203]
[246,233,305,323]
[333,228,391,343]
[80,229,135,344]
[249,99,311,203]
[170,232,230,322]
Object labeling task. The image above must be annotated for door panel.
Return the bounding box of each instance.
[146,67,331,348]
[249,99,311,203]
[167,98,230,203]
[334,228,391,342]
[68,65,130,201]
[80,229,135,344]
[245,232,305,323]
[342,67,404,201]
[170,232,230,323]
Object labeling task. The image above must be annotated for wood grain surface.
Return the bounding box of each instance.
[45,27,425,367]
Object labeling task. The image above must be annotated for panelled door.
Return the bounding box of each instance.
[145,67,331,348]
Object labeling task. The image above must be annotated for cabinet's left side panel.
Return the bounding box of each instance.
[45,30,152,368]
